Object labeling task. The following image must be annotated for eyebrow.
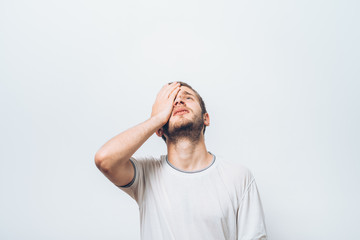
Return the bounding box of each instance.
[182,91,195,97]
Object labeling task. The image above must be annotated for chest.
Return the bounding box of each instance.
[144,172,238,223]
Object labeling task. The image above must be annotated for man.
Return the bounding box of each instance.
[95,82,267,240]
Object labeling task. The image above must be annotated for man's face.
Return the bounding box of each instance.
[162,86,207,143]
[171,86,203,126]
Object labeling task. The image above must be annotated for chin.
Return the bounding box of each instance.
[171,117,192,129]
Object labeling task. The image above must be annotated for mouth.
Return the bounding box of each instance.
[173,109,190,116]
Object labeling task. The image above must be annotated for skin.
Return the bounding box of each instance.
[94,82,212,187]
[158,86,212,171]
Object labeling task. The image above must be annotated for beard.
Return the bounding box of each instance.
[163,113,204,144]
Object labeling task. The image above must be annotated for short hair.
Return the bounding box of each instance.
[161,81,207,142]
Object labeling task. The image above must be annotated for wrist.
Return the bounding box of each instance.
[149,115,167,129]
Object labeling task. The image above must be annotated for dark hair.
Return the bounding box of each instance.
[161,81,207,142]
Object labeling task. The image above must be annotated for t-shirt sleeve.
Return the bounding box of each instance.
[237,177,267,240]
[117,157,145,205]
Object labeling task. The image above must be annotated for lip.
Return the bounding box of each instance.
[173,108,190,116]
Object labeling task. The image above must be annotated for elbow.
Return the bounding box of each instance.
[94,152,111,173]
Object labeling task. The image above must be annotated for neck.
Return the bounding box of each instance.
[166,135,213,172]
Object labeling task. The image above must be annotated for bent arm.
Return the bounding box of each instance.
[94,82,181,187]
[94,116,163,186]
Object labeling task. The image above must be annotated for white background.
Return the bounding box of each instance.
[1,0,359,239]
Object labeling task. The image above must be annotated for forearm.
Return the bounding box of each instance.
[95,115,163,170]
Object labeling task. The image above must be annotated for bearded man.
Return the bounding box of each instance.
[95,82,268,240]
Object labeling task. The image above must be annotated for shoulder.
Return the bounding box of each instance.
[218,157,253,178]
[130,155,164,171]
[216,157,255,188]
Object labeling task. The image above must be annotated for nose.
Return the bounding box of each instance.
[174,95,185,106]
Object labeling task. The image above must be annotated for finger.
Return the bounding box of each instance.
[156,84,169,97]
[159,83,180,100]
[168,84,180,97]
[162,82,177,92]
[169,86,181,101]
[158,82,176,98]
[165,82,180,98]
[159,84,176,98]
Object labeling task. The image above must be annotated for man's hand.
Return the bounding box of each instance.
[151,82,181,126]
[95,82,181,186]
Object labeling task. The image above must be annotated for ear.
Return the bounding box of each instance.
[203,113,210,126]
[156,128,164,137]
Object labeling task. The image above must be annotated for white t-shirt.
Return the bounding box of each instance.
[119,153,267,240]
